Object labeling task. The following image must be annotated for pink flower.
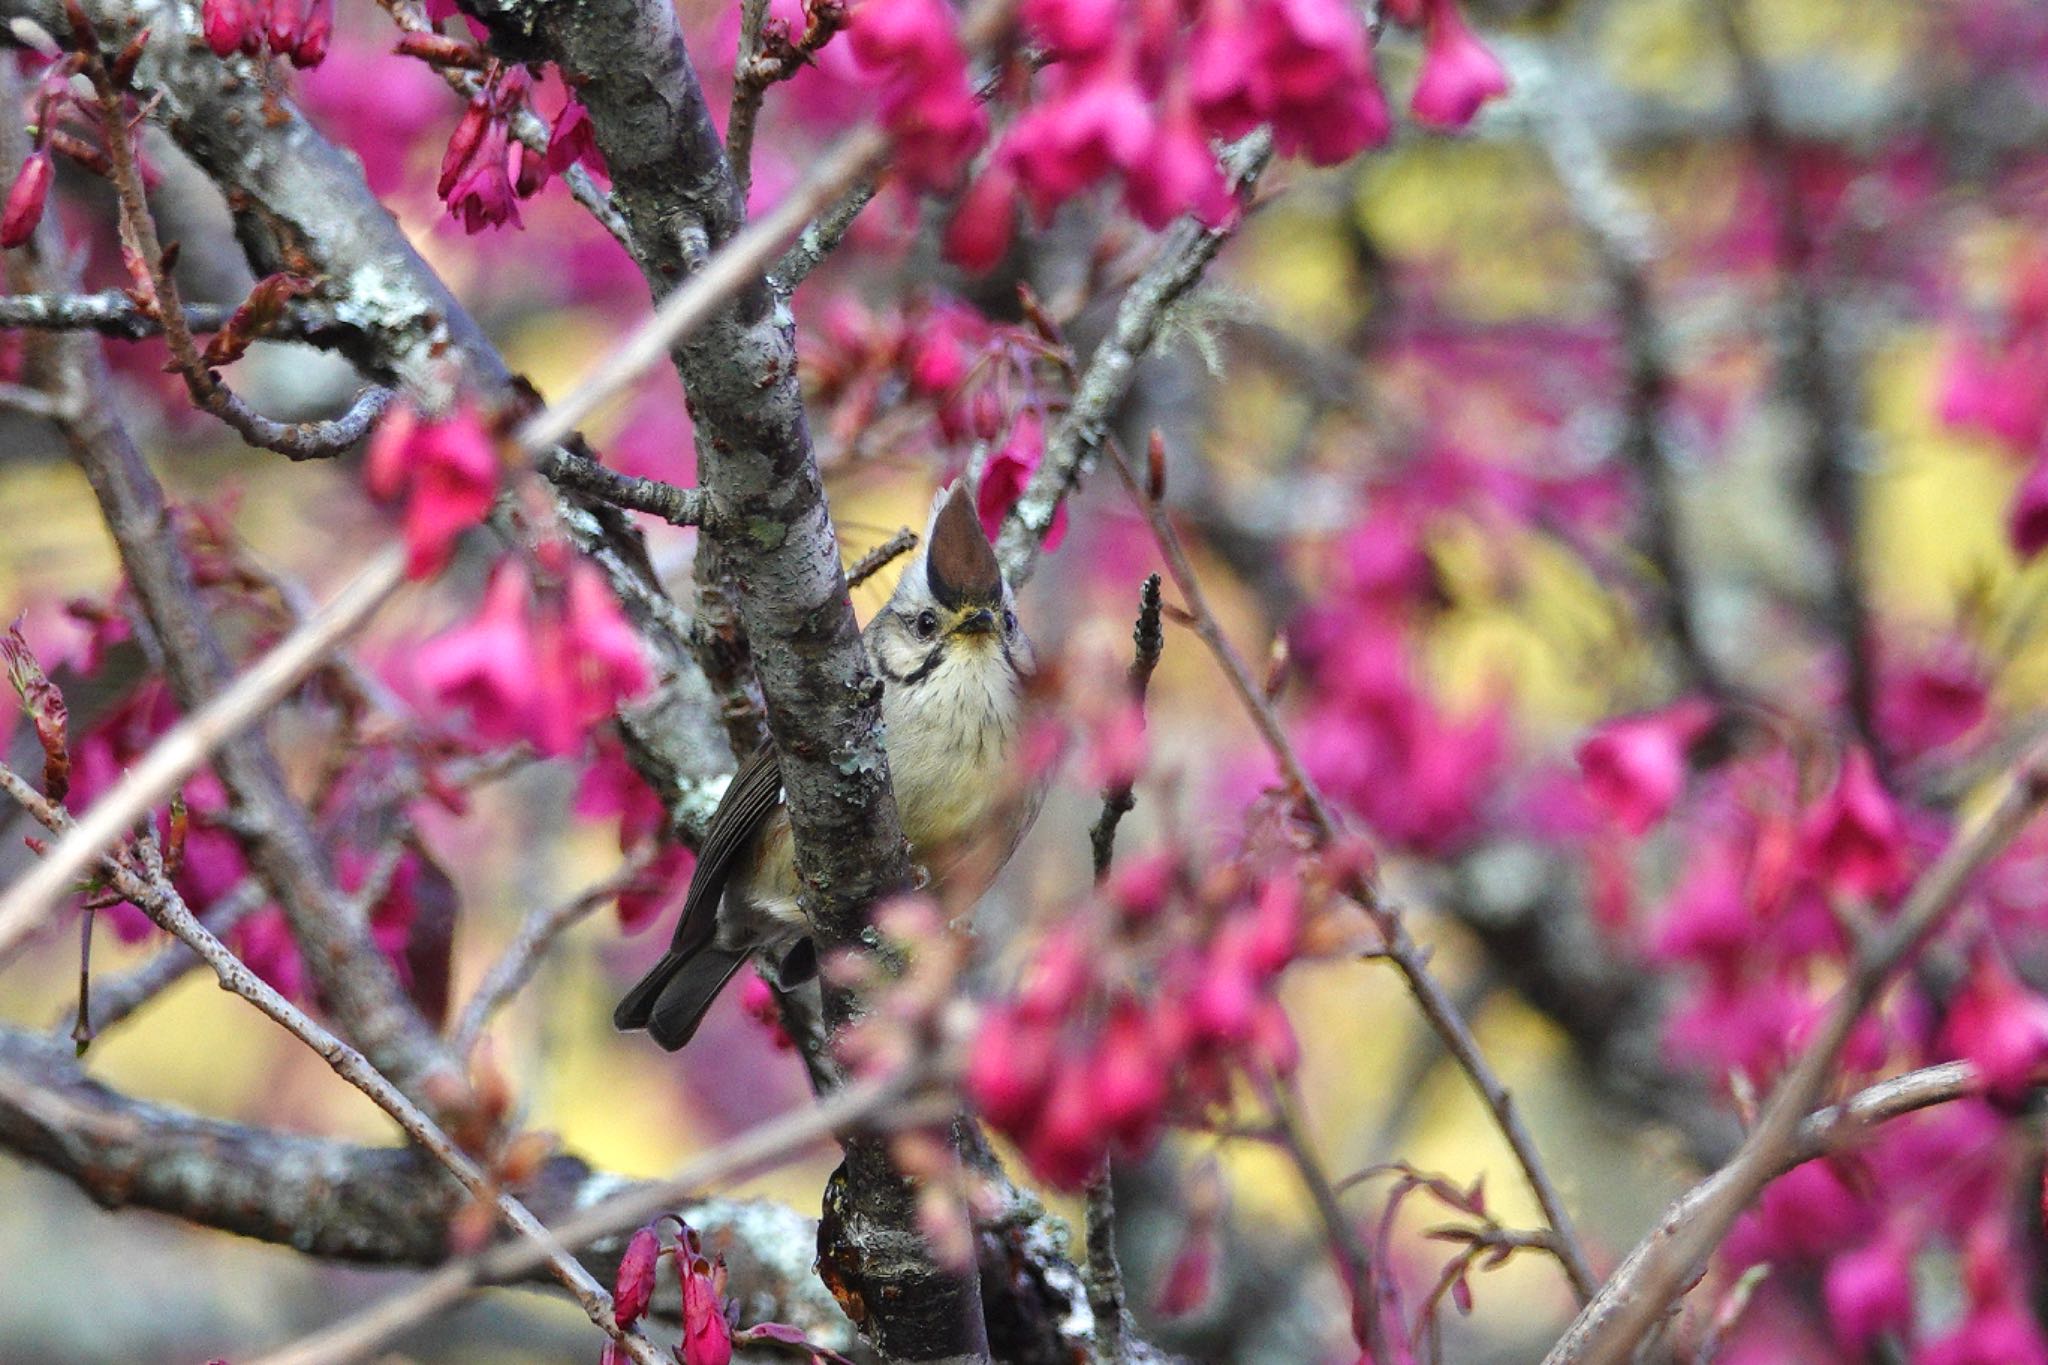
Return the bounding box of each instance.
[850,0,986,189]
[265,0,300,56]
[444,120,522,233]
[1940,338,2048,453]
[679,1243,733,1365]
[363,401,501,580]
[1880,652,1988,757]
[201,0,250,57]
[967,1006,1057,1129]
[1940,950,2048,1103]
[416,560,542,749]
[0,148,52,250]
[848,0,959,71]
[556,561,651,727]
[612,1227,659,1327]
[1093,1000,1167,1148]
[1409,0,1509,129]
[1575,697,1716,836]
[544,100,602,177]
[1124,99,1235,230]
[1022,0,1118,60]
[1802,747,1906,899]
[2010,450,2048,560]
[1004,77,1153,223]
[1823,1232,1914,1351]
[976,412,1068,550]
[289,0,331,67]
[944,161,1018,273]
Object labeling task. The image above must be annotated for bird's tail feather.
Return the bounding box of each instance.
[613,945,751,1051]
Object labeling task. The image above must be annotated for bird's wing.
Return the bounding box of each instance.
[660,740,785,959]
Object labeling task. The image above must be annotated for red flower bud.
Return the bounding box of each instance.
[612,1226,659,1327]
[200,0,247,57]
[0,149,53,250]
[289,0,331,67]
[265,0,300,55]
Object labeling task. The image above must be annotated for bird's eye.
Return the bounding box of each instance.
[1002,609,1017,634]
[914,609,939,639]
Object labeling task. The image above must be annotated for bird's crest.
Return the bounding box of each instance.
[924,481,1002,609]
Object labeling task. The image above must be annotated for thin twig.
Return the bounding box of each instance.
[1268,1078,1387,1362]
[773,178,880,287]
[0,765,666,1365]
[1714,0,1879,768]
[1546,743,2048,1365]
[844,527,918,590]
[88,56,392,460]
[994,131,1274,587]
[254,1069,934,1365]
[1088,573,1164,881]
[451,853,654,1055]
[1538,71,1727,700]
[1105,434,1599,1305]
[54,876,266,1038]
[539,449,710,528]
[0,290,357,346]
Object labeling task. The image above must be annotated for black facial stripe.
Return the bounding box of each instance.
[877,644,946,686]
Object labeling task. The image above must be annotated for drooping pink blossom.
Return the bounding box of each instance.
[289,0,331,67]
[415,559,542,749]
[543,100,602,177]
[944,160,1019,273]
[1823,1231,1915,1351]
[1801,747,1907,899]
[1879,651,1988,758]
[976,412,1068,550]
[1940,949,2048,1103]
[363,400,501,580]
[1409,0,1510,129]
[679,1237,734,1365]
[1575,697,1716,836]
[444,119,523,233]
[1124,96,1235,229]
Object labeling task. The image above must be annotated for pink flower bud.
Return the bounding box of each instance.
[1575,697,1717,836]
[680,1251,733,1365]
[1802,747,1907,900]
[0,149,53,250]
[966,1007,1055,1129]
[1093,1001,1167,1148]
[1108,850,1176,920]
[943,161,1017,274]
[438,100,493,201]
[200,0,248,57]
[289,0,330,67]
[1025,1052,1110,1189]
[265,0,301,57]
[612,1227,659,1327]
[1941,950,2048,1104]
[1823,1232,1914,1352]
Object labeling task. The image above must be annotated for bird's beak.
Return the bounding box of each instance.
[952,607,998,636]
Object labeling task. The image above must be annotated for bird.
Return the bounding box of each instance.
[614,481,1040,1050]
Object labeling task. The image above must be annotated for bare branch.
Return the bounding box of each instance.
[450,853,654,1055]
[0,289,359,347]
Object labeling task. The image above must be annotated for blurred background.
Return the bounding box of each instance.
[3,0,2046,1360]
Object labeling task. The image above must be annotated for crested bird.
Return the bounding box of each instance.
[614,482,1040,1050]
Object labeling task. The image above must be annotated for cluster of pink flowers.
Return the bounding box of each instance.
[846,0,986,190]
[1289,513,1506,857]
[967,852,1304,1187]
[1939,249,2048,558]
[437,69,603,234]
[805,294,1068,543]
[364,400,502,580]
[845,0,1507,267]
[416,556,651,757]
[607,1222,733,1365]
[200,0,334,67]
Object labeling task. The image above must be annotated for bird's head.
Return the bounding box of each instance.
[870,482,1029,678]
